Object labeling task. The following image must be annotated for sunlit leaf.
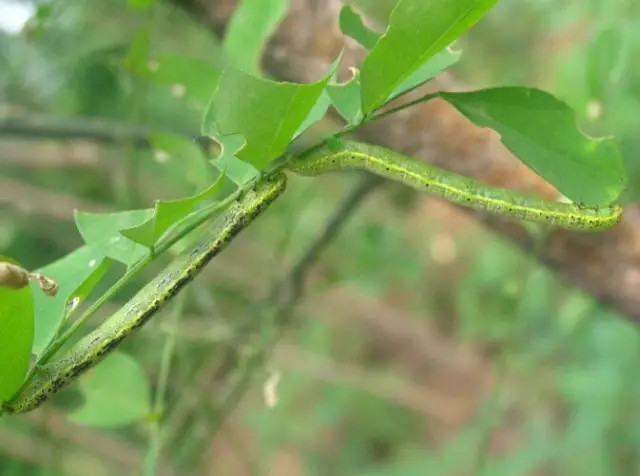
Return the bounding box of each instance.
[125,26,151,75]
[294,53,343,138]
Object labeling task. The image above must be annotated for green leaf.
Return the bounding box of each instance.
[215,154,258,186]
[75,209,154,266]
[205,64,335,169]
[294,90,332,138]
[32,246,110,356]
[224,0,290,75]
[339,4,380,50]
[587,27,624,100]
[327,71,363,125]
[0,257,34,403]
[293,53,343,138]
[199,115,259,187]
[339,3,461,105]
[138,54,221,105]
[390,47,461,99]
[360,0,497,114]
[207,88,333,183]
[439,87,627,205]
[68,352,151,428]
[209,134,260,186]
[121,173,225,248]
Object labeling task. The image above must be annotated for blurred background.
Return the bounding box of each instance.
[1,0,640,475]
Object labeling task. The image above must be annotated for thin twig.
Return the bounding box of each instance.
[291,92,440,160]
[207,174,382,439]
[364,91,439,125]
[144,292,186,476]
[0,116,156,147]
[282,174,382,304]
[163,174,381,454]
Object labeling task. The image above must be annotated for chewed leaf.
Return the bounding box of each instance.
[75,209,153,266]
[208,133,260,186]
[121,173,225,248]
[294,53,343,139]
[339,4,380,50]
[205,62,336,170]
[326,70,363,125]
[439,87,627,205]
[340,3,461,107]
[31,246,110,355]
[360,0,497,114]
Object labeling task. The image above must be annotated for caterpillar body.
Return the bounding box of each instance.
[4,175,286,414]
[287,141,622,231]
[6,139,623,414]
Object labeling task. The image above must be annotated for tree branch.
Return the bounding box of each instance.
[281,174,381,304]
[0,115,153,147]
[164,174,381,452]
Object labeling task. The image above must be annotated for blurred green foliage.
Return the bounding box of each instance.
[0,0,639,475]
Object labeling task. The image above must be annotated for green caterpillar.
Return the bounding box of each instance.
[4,175,286,414]
[287,141,623,231]
[5,139,623,414]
